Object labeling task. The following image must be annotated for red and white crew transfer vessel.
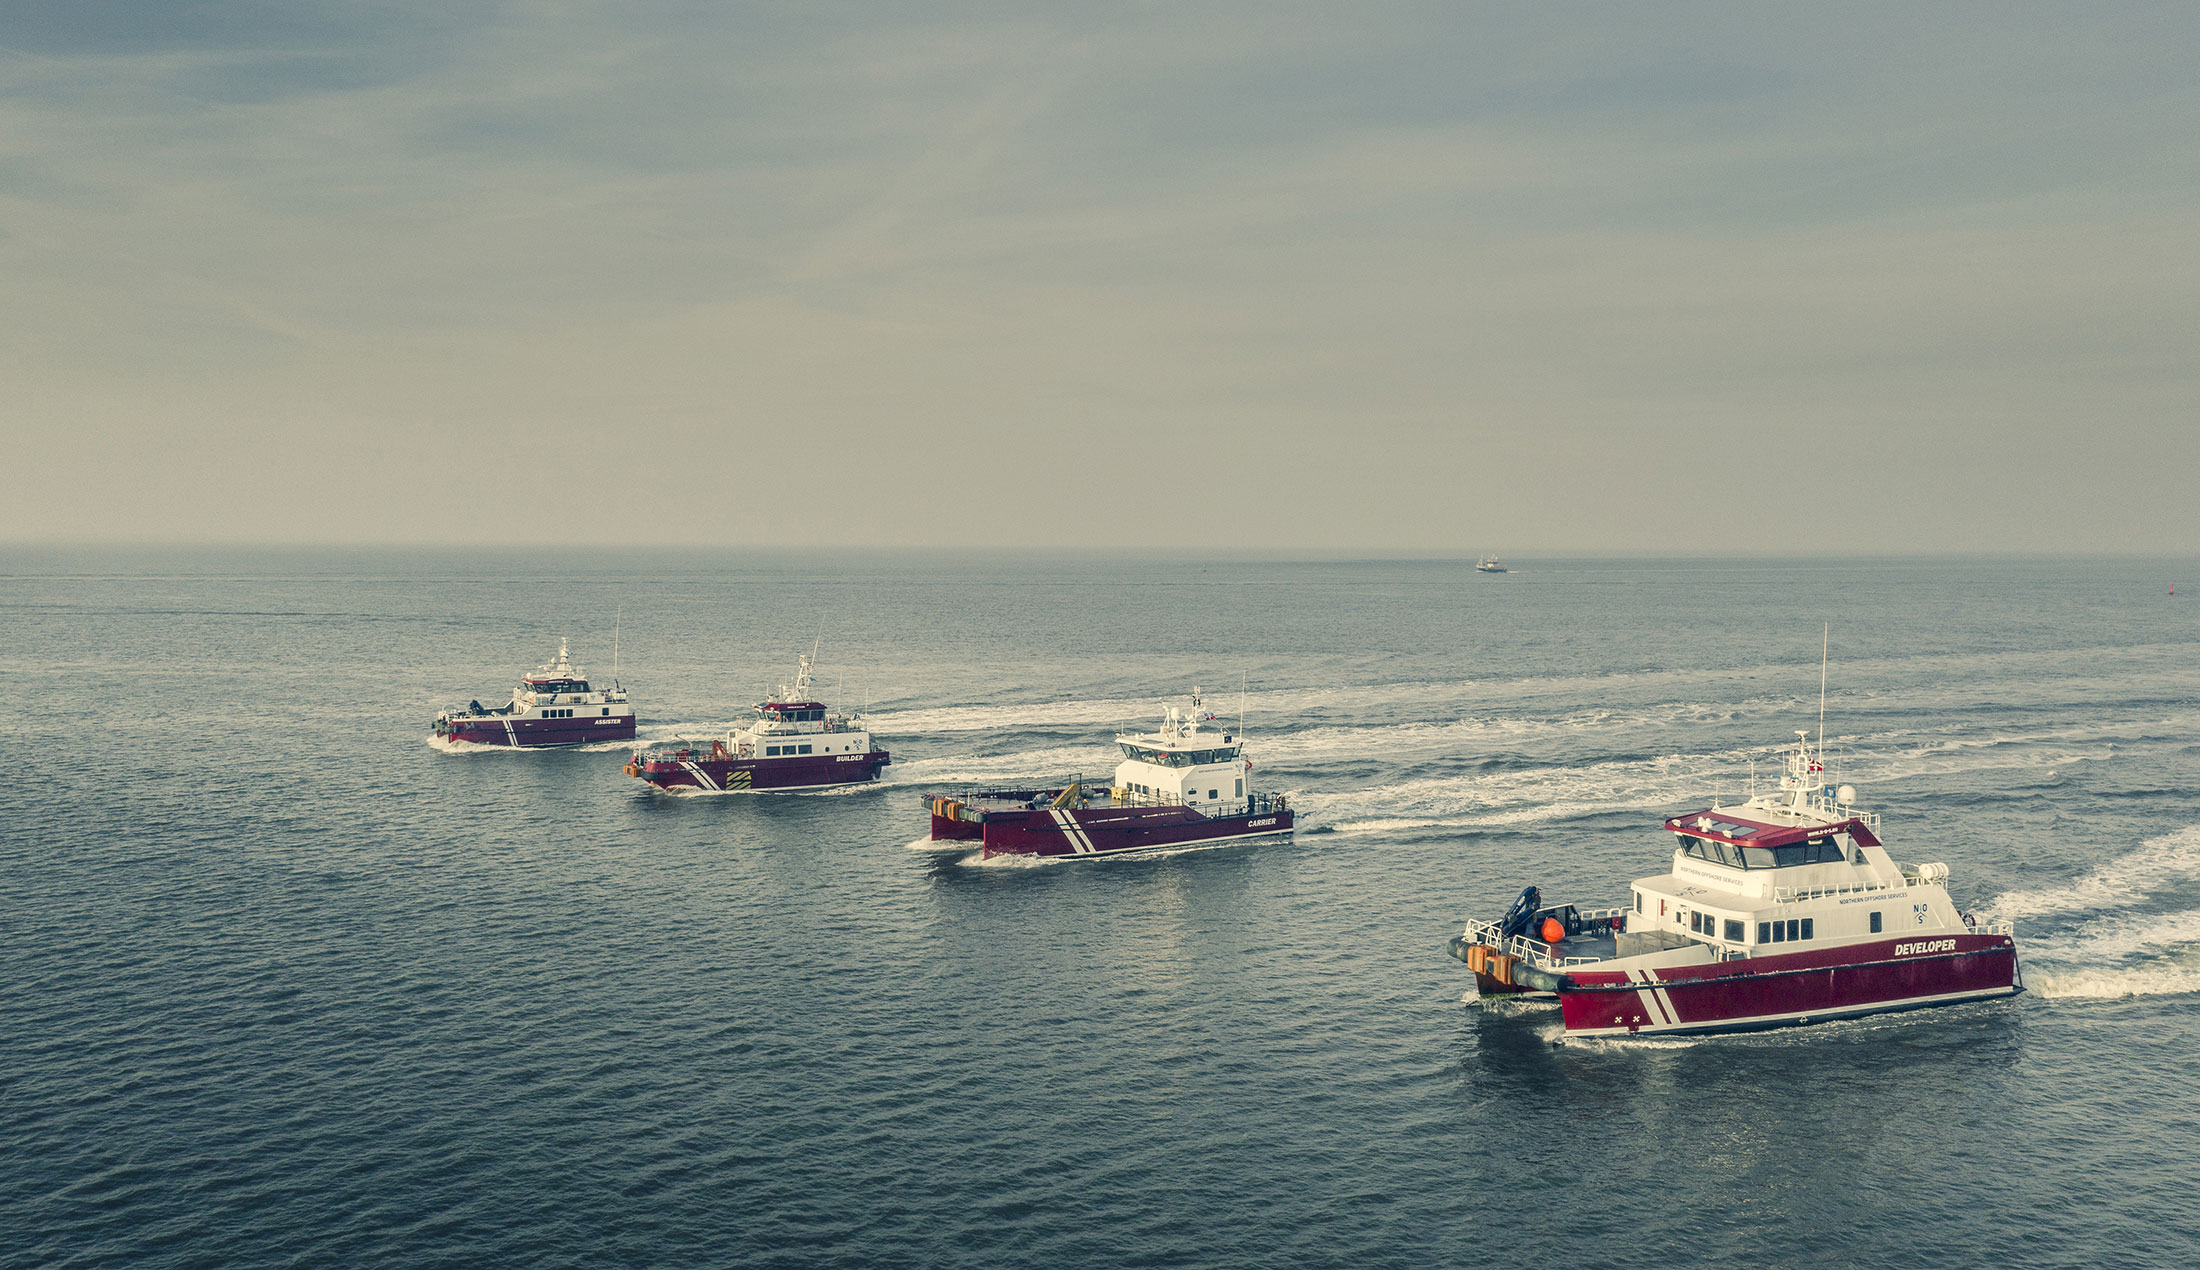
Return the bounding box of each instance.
[922,689,1293,860]
[434,638,636,748]
[624,650,889,792]
[1448,729,2020,1036]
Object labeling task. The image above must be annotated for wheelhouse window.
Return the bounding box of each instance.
[1724,919,1744,942]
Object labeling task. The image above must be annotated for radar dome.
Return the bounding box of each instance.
[1836,784,1857,805]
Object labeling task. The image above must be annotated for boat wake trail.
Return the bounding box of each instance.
[1990,826,2200,921]
[1990,826,2200,999]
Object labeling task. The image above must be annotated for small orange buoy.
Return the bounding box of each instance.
[1540,916,1566,944]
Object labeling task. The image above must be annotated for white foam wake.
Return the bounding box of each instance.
[1989,826,2200,921]
[2030,959,2200,1000]
[1984,826,2200,1001]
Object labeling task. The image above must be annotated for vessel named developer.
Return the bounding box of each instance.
[1448,730,2019,1036]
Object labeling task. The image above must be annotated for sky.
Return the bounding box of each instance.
[2,2,2195,554]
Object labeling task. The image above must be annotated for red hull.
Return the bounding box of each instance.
[977,805,1293,858]
[438,716,636,748]
[628,749,890,792]
[1557,934,2020,1035]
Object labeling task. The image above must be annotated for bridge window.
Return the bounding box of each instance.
[1770,922,1785,943]
[1758,922,1771,943]
[1800,918,1814,940]
[1724,919,1744,942]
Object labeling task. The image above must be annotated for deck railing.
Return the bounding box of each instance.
[1771,865,1947,904]
[1458,908,1625,969]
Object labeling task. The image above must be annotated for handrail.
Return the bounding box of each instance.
[1457,915,1615,969]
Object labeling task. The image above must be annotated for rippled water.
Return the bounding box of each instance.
[6,549,2199,1267]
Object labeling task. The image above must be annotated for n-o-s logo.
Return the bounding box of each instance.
[1894,939,1957,956]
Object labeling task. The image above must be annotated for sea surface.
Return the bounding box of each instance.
[5,549,2200,1268]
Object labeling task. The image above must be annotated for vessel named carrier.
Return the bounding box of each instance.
[1447,729,2019,1036]
[922,690,1293,860]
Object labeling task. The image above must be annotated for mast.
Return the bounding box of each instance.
[1818,623,1829,753]
[613,607,622,689]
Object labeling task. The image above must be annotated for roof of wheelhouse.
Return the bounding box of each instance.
[1664,809,1882,850]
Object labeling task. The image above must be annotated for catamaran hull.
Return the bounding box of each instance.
[1555,935,2020,1036]
[627,750,890,792]
[930,802,1294,859]
[436,716,636,747]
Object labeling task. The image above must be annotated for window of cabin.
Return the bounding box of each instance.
[1635,893,1643,914]
[799,745,813,755]
[1870,911,1882,933]
[1757,922,1771,943]
[1207,788,1218,799]
[602,708,610,716]
[1771,922,1786,943]
[1689,912,1702,934]
[1774,844,1806,868]
[1800,918,1814,940]
[1235,780,1243,796]
[1724,919,1744,942]
[1785,919,1800,941]
[1742,847,1775,868]
[766,746,781,756]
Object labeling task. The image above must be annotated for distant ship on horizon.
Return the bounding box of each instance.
[1475,556,1508,573]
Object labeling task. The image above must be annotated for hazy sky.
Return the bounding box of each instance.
[3,2,2195,552]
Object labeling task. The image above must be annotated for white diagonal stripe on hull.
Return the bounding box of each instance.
[1050,809,1095,853]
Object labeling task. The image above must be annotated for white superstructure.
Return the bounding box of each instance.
[1111,689,1252,813]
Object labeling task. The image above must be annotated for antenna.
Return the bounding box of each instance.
[613,607,622,689]
[1239,672,1247,740]
[1818,623,1829,752]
